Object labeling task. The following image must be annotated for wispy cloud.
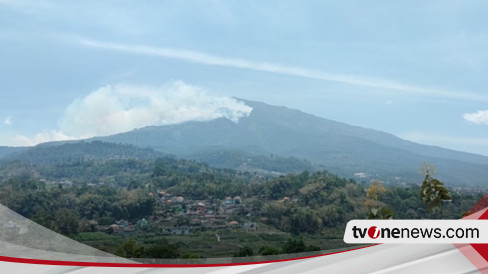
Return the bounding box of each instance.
[80,38,488,102]
[3,116,12,125]
[463,110,488,125]
[10,81,253,146]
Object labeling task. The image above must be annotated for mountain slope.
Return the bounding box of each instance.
[90,99,488,186]
[0,146,27,159]
[1,141,167,166]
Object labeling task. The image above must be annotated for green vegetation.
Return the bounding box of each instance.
[419,163,452,216]
[0,142,484,259]
[190,150,322,174]
[365,180,395,219]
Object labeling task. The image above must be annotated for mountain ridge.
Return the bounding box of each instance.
[94,99,488,186]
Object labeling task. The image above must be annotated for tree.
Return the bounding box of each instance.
[145,240,180,258]
[364,179,394,219]
[419,163,451,217]
[115,240,145,258]
[366,179,387,201]
[234,245,254,257]
[289,207,322,234]
[30,209,57,231]
[282,238,306,254]
[259,246,281,256]
[55,208,80,234]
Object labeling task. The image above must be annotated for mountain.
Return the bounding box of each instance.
[92,99,488,187]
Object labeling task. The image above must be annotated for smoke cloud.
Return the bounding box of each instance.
[13,131,72,146]
[12,81,253,145]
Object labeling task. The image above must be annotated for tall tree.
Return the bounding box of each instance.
[365,179,394,219]
[419,163,451,217]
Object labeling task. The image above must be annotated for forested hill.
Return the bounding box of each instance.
[1,141,322,175]
[0,145,257,188]
[0,147,482,258]
[0,139,483,258]
[188,149,322,174]
[1,141,168,166]
[0,146,27,159]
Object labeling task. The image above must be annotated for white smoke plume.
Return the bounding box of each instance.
[12,81,253,145]
[13,131,72,146]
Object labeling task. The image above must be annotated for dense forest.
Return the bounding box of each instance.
[0,141,485,258]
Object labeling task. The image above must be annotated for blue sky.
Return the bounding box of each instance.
[1,0,487,155]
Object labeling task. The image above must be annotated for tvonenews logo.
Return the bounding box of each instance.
[367,226,380,239]
[344,220,488,244]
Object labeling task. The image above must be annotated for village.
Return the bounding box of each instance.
[98,190,258,236]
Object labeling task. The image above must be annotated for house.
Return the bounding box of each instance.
[220,196,242,213]
[109,224,120,232]
[224,197,234,206]
[197,202,206,213]
[229,220,240,228]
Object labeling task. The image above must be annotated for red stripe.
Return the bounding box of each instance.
[0,244,377,268]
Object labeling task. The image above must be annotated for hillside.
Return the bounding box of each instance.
[1,140,321,177]
[0,134,483,259]
[0,146,27,159]
[0,151,481,258]
[0,141,168,166]
[95,99,488,186]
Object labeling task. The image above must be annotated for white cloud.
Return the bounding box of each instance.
[463,110,488,125]
[79,38,488,102]
[9,81,253,146]
[3,116,12,125]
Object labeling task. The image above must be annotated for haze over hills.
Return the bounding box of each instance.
[88,99,488,187]
[0,142,167,166]
[0,147,27,159]
[1,99,487,186]
[0,140,320,177]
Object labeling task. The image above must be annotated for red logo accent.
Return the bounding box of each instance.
[368,226,379,239]
[455,193,488,272]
